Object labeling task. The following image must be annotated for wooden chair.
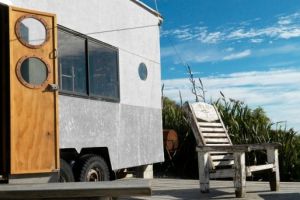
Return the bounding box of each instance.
[183,102,280,198]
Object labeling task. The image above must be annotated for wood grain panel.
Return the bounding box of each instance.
[9,6,58,174]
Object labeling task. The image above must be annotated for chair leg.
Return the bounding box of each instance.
[267,148,280,191]
[234,152,246,198]
[198,151,210,193]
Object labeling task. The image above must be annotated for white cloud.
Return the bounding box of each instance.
[161,40,254,63]
[162,68,300,131]
[250,38,263,43]
[161,40,300,64]
[172,28,195,41]
[225,47,234,52]
[162,11,300,44]
[278,12,300,25]
[255,44,300,57]
[222,49,251,60]
[198,31,222,44]
[227,28,258,39]
[278,19,291,25]
[279,28,300,39]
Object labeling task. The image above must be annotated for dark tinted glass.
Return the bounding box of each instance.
[138,63,148,80]
[88,41,119,99]
[58,30,87,94]
[20,57,48,85]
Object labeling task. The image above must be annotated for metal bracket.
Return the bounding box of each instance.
[47,84,59,92]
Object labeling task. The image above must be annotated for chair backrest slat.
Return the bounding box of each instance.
[198,122,223,127]
[213,160,234,167]
[205,138,230,144]
[184,102,234,169]
[203,133,227,137]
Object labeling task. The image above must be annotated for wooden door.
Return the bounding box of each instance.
[9,7,59,174]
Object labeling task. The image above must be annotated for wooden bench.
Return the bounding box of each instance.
[184,102,280,198]
[0,179,151,200]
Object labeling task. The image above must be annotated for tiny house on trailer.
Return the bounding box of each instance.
[0,0,164,183]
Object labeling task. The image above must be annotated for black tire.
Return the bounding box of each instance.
[59,159,75,182]
[75,155,110,182]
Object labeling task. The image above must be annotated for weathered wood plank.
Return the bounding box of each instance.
[200,127,225,132]
[234,152,246,198]
[267,148,280,191]
[247,164,274,175]
[0,180,152,199]
[183,103,206,146]
[211,154,234,160]
[213,160,234,166]
[210,151,231,154]
[247,143,281,151]
[197,143,281,153]
[198,122,223,127]
[191,102,220,122]
[203,133,227,137]
[205,144,231,147]
[198,151,210,193]
[205,138,230,143]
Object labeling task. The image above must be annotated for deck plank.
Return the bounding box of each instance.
[120,179,300,200]
[0,179,151,199]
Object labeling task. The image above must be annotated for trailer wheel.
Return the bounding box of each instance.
[76,155,110,182]
[59,159,75,182]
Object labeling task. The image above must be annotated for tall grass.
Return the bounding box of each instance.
[215,95,272,145]
[159,93,300,180]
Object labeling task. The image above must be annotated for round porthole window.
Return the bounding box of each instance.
[138,63,148,81]
[16,56,50,89]
[15,15,49,48]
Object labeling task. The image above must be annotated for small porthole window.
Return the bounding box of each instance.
[138,63,148,81]
[16,56,50,89]
[15,15,49,48]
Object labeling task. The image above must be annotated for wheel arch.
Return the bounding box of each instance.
[79,147,115,180]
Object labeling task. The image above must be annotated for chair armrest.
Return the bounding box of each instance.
[196,143,281,153]
[244,143,281,151]
[196,145,248,153]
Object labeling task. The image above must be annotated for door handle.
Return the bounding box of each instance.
[47,84,59,92]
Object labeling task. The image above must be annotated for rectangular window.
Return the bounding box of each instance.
[57,26,119,102]
[58,29,87,95]
[88,41,119,100]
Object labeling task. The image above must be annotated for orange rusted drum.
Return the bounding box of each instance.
[163,129,179,153]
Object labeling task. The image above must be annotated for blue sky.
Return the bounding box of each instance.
[141,0,300,131]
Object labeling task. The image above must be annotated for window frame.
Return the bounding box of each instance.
[58,25,120,103]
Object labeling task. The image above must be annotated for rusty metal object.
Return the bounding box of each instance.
[163,129,179,153]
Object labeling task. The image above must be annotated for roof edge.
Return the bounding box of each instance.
[130,0,163,22]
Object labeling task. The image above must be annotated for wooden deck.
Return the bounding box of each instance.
[120,178,300,200]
